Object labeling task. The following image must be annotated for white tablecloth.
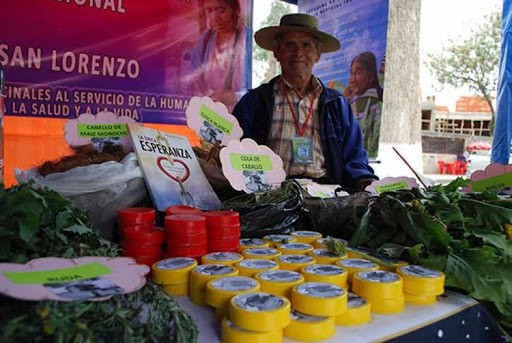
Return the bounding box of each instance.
[176,291,478,343]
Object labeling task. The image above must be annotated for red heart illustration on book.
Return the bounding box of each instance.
[156,156,190,182]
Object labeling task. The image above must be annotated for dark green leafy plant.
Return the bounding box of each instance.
[348,178,512,337]
[0,182,198,342]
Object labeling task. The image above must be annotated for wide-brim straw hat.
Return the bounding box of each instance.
[254,13,341,53]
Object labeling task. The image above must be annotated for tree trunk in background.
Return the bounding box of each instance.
[373,0,424,180]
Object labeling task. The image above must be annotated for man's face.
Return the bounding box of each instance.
[273,31,321,78]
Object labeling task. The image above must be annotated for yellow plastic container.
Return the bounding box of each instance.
[396,265,445,296]
[368,294,405,314]
[242,247,281,260]
[206,276,260,318]
[263,234,297,248]
[309,248,348,265]
[189,264,238,306]
[335,292,371,325]
[162,282,189,297]
[275,254,315,272]
[283,309,335,341]
[255,269,304,299]
[151,257,197,285]
[238,238,269,252]
[201,252,243,266]
[352,270,403,300]
[336,258,379,283]
[229,292,291,331]
[301,264,348,289]
[291,281,348,317]
[221,318,282,343]
[276,242,314,255]
[404,292,438,305]
[290,231,322,244]
[235,259,279,278]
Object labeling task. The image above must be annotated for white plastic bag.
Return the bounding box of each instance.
[15,153,148,240]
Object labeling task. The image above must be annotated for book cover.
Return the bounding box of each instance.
[128,123,221,211]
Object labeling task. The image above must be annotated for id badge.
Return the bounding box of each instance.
[292,136,314,164]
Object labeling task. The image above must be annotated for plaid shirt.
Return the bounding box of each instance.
[267,76,325,178]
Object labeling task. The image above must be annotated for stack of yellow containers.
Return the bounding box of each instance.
[396,265,445,305]
[336,258,379,286]
[275,254,315,272]
[286,282,348,341]
[151,257,197,296]
[301,264,348,289]
[255,269,304,298]
[352,270,405,314]
[238,238,269,252]
[235,259,279,278]
[206,276,260,319]
[189,264,238,305]
[335,292,371,325]
[221,292,291,342]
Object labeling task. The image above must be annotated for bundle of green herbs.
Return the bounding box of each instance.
[348,178,512,336]
[0,182,198,342]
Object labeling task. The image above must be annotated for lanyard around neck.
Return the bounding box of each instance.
[280,78,316,137]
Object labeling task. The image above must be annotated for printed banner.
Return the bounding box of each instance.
[0,0,253,125]
[299,0,389,158]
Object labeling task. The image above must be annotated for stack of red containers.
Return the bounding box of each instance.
[164,214,207,260]
[203,210,241,252]
[117,207,164,266]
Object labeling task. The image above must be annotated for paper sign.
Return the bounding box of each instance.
[64,111,136,151]
[0,257,149,302]
[3,262,111,285]
[219,138,286,193]
[365,177,419,195]
[77,123,129,138]
[186,96,243,146]
[462,163,512,194]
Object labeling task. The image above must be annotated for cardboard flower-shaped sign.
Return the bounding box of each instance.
[186,96,243,146]
[365,176,419,195]
[462,163,512,194]
[0,257,149,302]
[219,138,286,193]
[64,111,136,151]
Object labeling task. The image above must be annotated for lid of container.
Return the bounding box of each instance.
[232,292,285,311]
[240,238,267,246]
[291,231,321,237]
[303,264,344,275]
[156,257,196,270]
[203,252,242,261]
[400,265,442,278]
[244,248,279,256]
[258,270,302,282]
[277,255,314,264]
[347,292,368,309]
[295,282,344,298]
[194,264,236,275]
[279,243,313,250]
[210,276,258,291]
[238,259,278,269]
[165,205,202,215]
[264,234,294,243]
[338,258,377,269]
[203,210,240,226]
[357,270,400,283]
[311,248,340,258]
[290,309,327,322]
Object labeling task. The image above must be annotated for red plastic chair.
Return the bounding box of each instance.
[437,161,446,174]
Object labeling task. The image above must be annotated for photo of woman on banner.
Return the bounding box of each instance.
[343,51,383,158]
[184,0,250,111]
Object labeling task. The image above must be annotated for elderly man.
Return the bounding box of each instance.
[233,13,377,190]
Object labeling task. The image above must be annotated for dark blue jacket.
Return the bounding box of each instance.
[232,76,377,189]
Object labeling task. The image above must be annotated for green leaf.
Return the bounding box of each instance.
[17,212,40,242]
[470,230,512,260]
[62,225,94,235]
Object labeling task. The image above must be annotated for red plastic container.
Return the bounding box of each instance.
[165,205,203,216]
[118,223,154,240]
[202,210,240,227]
[121,242,162,256]
[166,232,207,246]
[164,214,207,234]
[164,243,208,257]
[207,237,240,252]
[123,227,164,245]
[118,207,156,226]
[207,224,240,239]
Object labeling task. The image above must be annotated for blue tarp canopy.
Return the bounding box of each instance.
[491,0,511,163]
